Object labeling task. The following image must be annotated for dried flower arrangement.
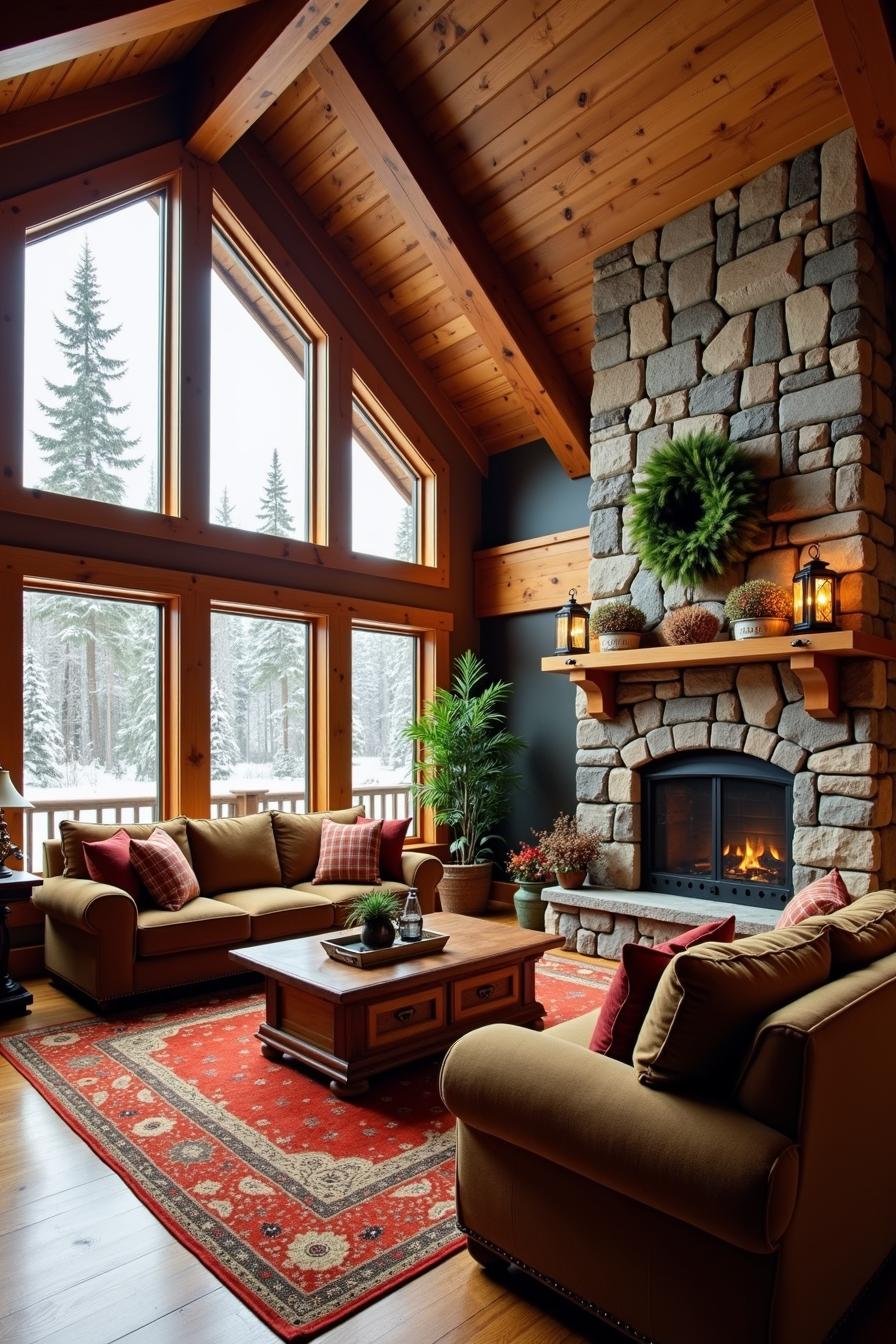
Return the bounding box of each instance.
[536,813,601,875]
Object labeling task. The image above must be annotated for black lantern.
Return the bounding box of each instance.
[554,588,590,655]
[792,545,838,633]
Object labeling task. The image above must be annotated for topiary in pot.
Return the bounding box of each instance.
[589,601,647,652]
[661,605,721,646]
[724,580,792,640]
[403,650,525,915]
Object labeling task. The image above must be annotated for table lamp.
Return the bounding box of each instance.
[0,769,32,878]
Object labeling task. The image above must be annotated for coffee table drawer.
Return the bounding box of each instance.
[451,965,520,1021]
[366,986,445,1049]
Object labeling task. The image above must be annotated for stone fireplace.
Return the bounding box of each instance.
[544,129,896,956]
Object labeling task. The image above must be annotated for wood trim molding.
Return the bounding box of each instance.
[311,35,589,479]
[0,0,258,81]
[474,527,590,619]
[185,0,369,163]
[812,0,896,246]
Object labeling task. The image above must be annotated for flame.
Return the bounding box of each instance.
[722,837,783,873]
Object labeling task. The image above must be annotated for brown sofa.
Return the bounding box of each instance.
[34,807,442,1006]
[441,893,896,1344]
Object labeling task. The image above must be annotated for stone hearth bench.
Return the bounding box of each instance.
[542,885,778,958]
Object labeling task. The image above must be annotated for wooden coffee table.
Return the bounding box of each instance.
[229,913,564,1098]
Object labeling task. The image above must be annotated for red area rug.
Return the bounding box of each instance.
[1,954,610,1340]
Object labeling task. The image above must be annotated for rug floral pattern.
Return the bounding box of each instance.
[1,954,610,1339]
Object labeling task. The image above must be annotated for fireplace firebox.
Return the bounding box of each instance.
[643,751,792,909]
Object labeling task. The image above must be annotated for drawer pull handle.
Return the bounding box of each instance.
[476,984,495,1001]
[394,1007,415,1023]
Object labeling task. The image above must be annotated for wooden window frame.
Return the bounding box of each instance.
[0,143,184,529]
[0,144,450,588]
[1,544,451,850]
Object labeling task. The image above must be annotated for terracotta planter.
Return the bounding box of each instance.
[598,632,641,652]
[556,869,587,890]
[437,862,493,915]
[512,881,547,931]
[731,618,790,640]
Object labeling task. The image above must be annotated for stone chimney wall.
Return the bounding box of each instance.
[581,130,896,900]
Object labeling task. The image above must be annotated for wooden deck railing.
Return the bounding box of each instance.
[25,784,414,871]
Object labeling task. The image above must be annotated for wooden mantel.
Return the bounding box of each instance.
[542,630,896,722]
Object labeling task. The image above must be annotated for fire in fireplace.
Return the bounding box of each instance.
[643,751,792,909]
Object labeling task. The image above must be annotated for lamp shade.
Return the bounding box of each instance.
[0,770,32,810]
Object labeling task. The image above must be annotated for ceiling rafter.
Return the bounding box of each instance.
[0,0,257,81]
[309,32,590,478]
[812,0,896,246]
[184,0,368,163]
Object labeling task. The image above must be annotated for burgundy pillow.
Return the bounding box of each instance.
[82,827,146,903]
[589,916,737,1063]
[777,868,850,928]
[130,829,200,912]
[356,815,411,881]
[314,818,382,885]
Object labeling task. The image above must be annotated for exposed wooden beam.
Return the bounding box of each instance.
[185,0,368,163]
[225,138,488,474]
[0,69,177,151]
[813,0,896,244]
[311,35,590,479]
[0,0,257,81]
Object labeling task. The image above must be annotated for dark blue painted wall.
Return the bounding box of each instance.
[479,440,591,860]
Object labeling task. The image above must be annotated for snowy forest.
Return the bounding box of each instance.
[23,232,417,826]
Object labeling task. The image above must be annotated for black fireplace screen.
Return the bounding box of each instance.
[644,751,792,909]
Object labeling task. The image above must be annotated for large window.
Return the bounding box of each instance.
[210,610,309,812]
[352,627,417,821]
[351,398,419,563]
[23,192,165,512]
[209,229,311,540]
[23,589,161,867]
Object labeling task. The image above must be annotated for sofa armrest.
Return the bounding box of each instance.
[440,1023,798,1255]
[34,876,138,942]
[400,851,443,914]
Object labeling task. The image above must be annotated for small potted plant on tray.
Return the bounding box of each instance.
[506,842,554,931]
[537,814,601,891]
[346,891,403,949]
[589,601,647,652]
[724,580,792,640]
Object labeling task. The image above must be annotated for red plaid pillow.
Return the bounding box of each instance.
[314,818,382,885]
[130,828,200,911]
[777,868,850,928]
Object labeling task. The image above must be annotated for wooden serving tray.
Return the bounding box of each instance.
[321,929,450,968]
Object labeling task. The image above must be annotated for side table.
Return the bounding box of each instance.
[0,870,41,1019]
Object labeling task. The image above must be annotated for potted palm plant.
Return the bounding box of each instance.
[404,650,525,916]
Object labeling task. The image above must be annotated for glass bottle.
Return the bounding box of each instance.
[399,889,423,942]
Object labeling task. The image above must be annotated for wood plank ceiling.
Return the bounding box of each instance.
[0,0,853,471]
[254,0,848,465]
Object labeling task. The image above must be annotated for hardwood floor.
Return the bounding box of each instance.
[2,962,895,1343]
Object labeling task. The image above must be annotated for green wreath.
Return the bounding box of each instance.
[628,431,762,588]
